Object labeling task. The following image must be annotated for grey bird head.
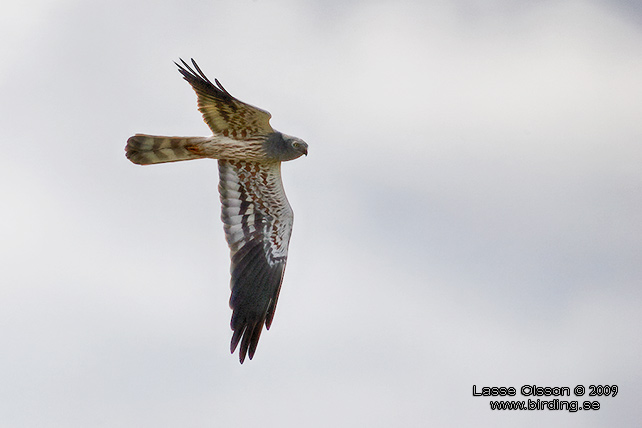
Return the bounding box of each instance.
[264,132,308,161]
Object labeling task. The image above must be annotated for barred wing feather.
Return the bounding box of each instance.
[218,160,293,363]
[176,58,274,139]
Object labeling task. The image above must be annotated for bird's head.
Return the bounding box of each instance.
[265,132,308,161]
[289,136,308,158]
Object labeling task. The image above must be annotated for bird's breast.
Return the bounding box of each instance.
[199,135,268,161]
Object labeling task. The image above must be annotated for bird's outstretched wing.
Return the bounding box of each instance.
[218,159,293,363]
[176,58,274,139]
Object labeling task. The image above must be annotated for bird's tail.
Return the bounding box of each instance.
[125,134,212,165]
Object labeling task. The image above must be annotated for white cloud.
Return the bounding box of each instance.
[1,0,640,426]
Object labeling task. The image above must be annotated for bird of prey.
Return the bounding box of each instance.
[126,59,308,363]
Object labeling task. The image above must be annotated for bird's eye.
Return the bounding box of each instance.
[293,142,299,148]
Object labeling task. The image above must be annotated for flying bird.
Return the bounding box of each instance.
[126,59,308,363]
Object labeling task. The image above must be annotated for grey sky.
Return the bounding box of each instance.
[1,0,641,427]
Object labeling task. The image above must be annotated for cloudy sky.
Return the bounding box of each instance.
[1,0,641,426]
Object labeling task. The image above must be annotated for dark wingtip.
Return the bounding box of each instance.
[231,328,243,351]
[174,58,232,100]
[230,319,266,364]
[214,78,231,96]
[175,58,195,79]
[231,326,249,364]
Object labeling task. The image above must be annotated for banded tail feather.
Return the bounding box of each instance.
[125,134,212,165]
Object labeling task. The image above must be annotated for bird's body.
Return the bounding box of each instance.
[126,59,307,363]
